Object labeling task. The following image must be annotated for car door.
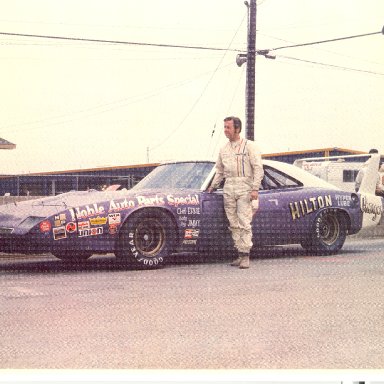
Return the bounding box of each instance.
[253,165,305,245]
[199,187,233,252]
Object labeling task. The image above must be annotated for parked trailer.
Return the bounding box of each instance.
[294,154,384,193]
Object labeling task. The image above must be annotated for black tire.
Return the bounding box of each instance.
[116,210,174,269]
[301,210,347,254]
[52,250,93,262]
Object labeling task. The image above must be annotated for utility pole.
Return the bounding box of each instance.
[236,0,257,141]
[246,0,257,141]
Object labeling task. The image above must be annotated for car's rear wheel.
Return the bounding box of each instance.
[116,210,175,269]
[52,250,93,262]
[301,210,347,254]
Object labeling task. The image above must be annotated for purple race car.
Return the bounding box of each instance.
[0,160,379,269]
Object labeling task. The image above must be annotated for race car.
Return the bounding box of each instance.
[0,157,382,269]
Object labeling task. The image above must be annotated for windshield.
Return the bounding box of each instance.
[132,162,214,190]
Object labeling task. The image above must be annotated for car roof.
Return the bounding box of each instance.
[262,159,340,190]
[158,159,340,191]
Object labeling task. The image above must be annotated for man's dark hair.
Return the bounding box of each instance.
[369,148,379,154]
[224,116,242,132]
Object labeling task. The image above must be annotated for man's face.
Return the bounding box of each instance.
[224,120,238,141]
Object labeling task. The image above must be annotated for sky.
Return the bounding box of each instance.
[0,0,383,174]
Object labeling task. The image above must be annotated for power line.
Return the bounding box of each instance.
[278,54,384,76]
[258,31,384,66]
[149,11,248,154]
[0,64,234,135]
[1,29,382,58]
[270,30,382,51]
[0,31,243,52]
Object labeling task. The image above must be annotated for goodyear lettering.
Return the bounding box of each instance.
[289,195,332,220]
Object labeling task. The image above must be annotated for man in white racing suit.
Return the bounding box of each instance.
[208,116,264,269]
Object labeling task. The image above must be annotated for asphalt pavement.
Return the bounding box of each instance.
[1,237,384,369]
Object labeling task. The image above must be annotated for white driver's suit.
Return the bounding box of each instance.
[210,138,264,253]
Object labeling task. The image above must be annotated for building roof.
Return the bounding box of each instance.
[27,162,160,176]
[0,138,16,150]
[262,147,367,158]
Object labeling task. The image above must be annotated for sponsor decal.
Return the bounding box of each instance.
[187,219,200,228]
[109,199,136,212]
[335,194,352,207]
[183,239,197,245]
[79,227,103,238]
[184,228,200,239]
[89,216,108,226]
[361,196,383,221]
[187,207,200,214]
[177,207,201,215]
[289,194,332,220]
[178,215,187,228]
[136,195,164,207]
[53,226,67,240]
[108,213,121,225]
[167,194,199,208]
[66,222,77,233]
[69,204,105,220]
[108,194,200,211]
[78,221,90,230]
[54,213,66,227]
[109,224,119,235]
[40,220,51,233]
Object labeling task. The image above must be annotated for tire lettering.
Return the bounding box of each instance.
[123,217,169,268]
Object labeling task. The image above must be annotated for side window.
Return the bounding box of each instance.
[262,166,303,190]
[343,169,359,182]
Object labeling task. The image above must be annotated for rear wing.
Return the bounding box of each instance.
[294,153,383,228]
[358,154,380,194]
[293,153,378,195]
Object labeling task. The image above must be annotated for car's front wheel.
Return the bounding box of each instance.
[116,210,175,269]
[301,210,347,254]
